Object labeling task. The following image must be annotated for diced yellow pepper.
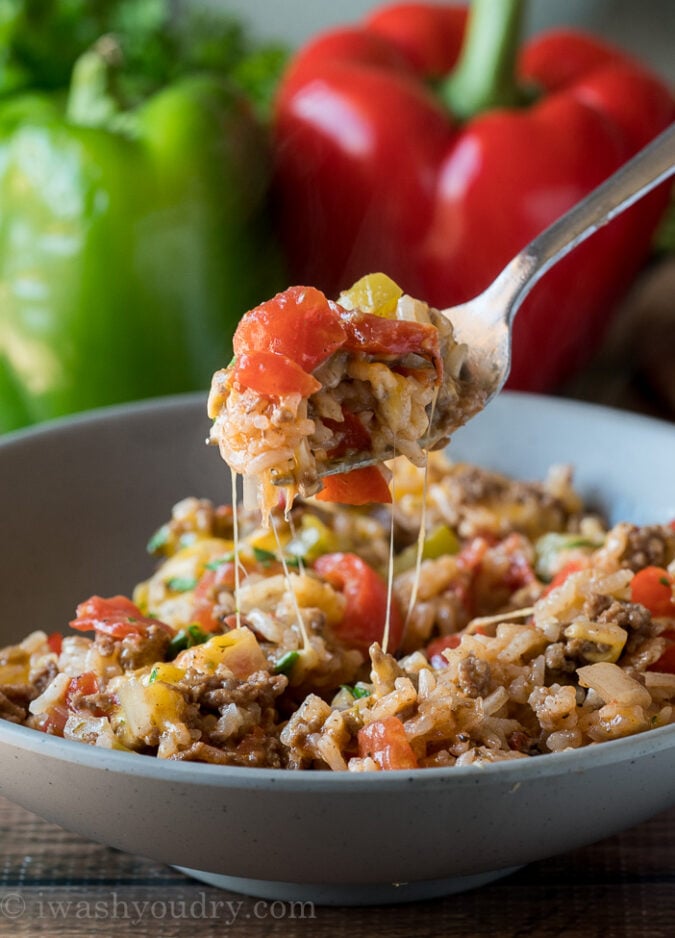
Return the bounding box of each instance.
[145,662,186,686]
[339,272,402,318]
[286,515,340,563]
[175,627,267,678]
[249,526,290,554]
[114,675,186,742]
[394,524,460,575]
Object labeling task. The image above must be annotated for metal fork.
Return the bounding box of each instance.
[275,123,674,483]
[437,120,675,426]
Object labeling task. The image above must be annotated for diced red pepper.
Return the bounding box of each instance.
[192,563,238,633]
[47,632,63,655]
[233,286,347,373]
[40,704,69,737]
[64,671,107,716]
[314,552,404,653]
[650,631,675,674]
[542,560,586,596]
[342,313,442,379]
[316,466,392,505]
[323,408,372,458]
[631,567,675,618]
[70,595,173,639]
[425,633,461,668]
[231,350,322,399]
[358,715,419,769]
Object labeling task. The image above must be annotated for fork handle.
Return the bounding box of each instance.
[493,122,675,325]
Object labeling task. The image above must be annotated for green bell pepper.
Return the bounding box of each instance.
[0,29,283,431]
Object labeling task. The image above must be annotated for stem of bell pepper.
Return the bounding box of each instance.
[442,0,529,120]
[65,36,127,129]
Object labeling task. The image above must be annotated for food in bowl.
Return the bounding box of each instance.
[1,451,674,770]
[207,274,483,522]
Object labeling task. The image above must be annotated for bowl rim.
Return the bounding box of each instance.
[2,390,674,790]
[1,712,674,790]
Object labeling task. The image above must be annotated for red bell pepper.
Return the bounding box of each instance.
[70,595,174,639]
[313,552,404,653]
[358,716,419,769]
[273,0,674,391]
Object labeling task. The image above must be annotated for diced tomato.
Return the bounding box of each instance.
[499,534,537,590]
[650,631,675,674]
[65,671,99,705]
[47,632,63,655]
[542,559,586,596]
[425,633,462,668]
[233,286,347,372]
[231,350,322,398]
[358,716,419,770]
[631,566,675,618]
[313,552,404,653]
[457,536,493,572]
[64,671,107,716]
[192,563,238,632]
[40,704,69,736]
[316,466,392,505]
[323,408,372,458]
[342,313,442,378]
[449,536,493,615]
[69,595,173,639]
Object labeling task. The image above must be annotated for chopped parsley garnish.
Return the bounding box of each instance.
[166,576,198,593]
[253,547,277,567]
[148,666,159,684]
[252,547,300,569]
[167,624,210,658]
[146,524,170,554]
[206,552,235,570]
[341,684,371,700]
[273,650,299,675]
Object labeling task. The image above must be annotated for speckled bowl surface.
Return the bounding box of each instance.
[1,392,674,905]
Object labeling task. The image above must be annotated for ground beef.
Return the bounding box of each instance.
[0,684,37,724]
[96,625,171,671]
[173,666,288,766]
[170,733,285,768]
[33,662,59,695]
[597,600,653,634]
[179,667,287,712]
[457,654,491,698]
[451,466,505,503]
[583,593,613,619]
[69,690,118,717]
[620,525,673,571]
[279,694,333,770]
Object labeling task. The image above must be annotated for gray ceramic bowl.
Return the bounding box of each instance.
[1,392,674,906]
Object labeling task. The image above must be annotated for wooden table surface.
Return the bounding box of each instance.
[1,793,674,937]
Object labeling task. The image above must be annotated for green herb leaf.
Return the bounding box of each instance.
[167,623,209,658]
[147,524,169,554]
[206,553,235,570]
[340,683,371,700]
[253,547,277,567]
[148,665,159,684]
[165,576,198,593]
[273,650,299,675]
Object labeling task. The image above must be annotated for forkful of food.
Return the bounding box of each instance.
[208,123,674,522]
